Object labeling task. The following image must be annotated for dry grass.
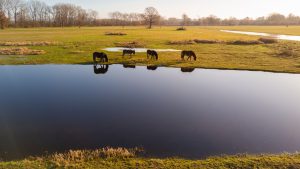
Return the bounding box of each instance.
[47,147,142,168]
[115,41,145,48]
[167,40,195,45]
[0,47,46,55]
[0,41,59,46]
[194,39,221,44]
[226,40,263,45]
[105,32,127,36]
[258,37,278,44]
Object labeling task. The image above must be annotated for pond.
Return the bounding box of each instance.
[1,65,300,160]
[103,47,181,52]
[221,30,300,41]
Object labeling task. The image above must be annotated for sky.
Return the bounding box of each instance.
[41,0,300,19]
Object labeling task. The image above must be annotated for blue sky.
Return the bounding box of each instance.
[42,0,300,19]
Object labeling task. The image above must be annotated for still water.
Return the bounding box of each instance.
[221,30,300,41]
[1,65,300,160]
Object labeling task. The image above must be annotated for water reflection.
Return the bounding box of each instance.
[181,68,195,73]
[147,65,158,71]
[123,64,136,69]
[2,65,300,160]
[93,64,109,74]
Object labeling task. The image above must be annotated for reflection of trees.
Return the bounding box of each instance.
[93,64,109,74]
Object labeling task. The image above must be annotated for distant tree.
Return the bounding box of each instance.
[142,7,160,29]
[0,10,7,29]
[267,13,286,25]
[181,13,191,28]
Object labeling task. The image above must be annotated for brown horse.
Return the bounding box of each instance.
[123,49,135,57]
[93,52,108,63]
[147,50,158,60]
[181,51,197,61]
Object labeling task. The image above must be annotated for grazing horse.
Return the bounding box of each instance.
[181,50,197,61]
[94,64,109,74]
[147,65,158,70]
[147,50,158,60]
[93,52,108,63]
[123,64,136,69]
[123,49,135,57]
[181,67,195,73]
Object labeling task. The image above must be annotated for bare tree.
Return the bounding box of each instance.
[10,0,22,26]
[143,7,160,29]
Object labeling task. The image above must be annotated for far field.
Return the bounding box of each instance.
[1,26,300,73]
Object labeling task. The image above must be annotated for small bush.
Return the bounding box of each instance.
[258,37,278,44]
[105,32,127,36]
[0,47,46,55]
[176,27,186,31]
[115,41,145,48]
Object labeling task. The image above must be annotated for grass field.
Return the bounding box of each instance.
[0,26,300,73]
[1,148,300,169]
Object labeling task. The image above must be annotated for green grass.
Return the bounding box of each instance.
[1,26,300,73]
[1,148,300,169]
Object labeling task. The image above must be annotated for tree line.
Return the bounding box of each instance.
[1,0,300,29]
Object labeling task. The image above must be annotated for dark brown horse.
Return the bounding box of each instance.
[181,50,197,61]
[123,49,135,57]
[94,64,109,74]
[147,50,158,60]
[93,52,108,63]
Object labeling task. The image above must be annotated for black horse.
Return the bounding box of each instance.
[93,52,108,63]
[123,49,135,57]
[147,65,158,70]
[181,51,197,61]
[123,64,136,69]
[94,64,109,74]
[181,67,195,73]
[147,50,158,60]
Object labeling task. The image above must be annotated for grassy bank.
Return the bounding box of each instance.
[1,26,300,73]
[1,148,300,169]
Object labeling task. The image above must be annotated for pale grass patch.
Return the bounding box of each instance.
[0,47,46,55]
[0,41,59,46]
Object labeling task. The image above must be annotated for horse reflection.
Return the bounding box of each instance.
[94,64,109,74]
[147,66,158,70]
[181,68,195,73]
[123,64,136,69]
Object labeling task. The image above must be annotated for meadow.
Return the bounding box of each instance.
[0,26,300,73]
